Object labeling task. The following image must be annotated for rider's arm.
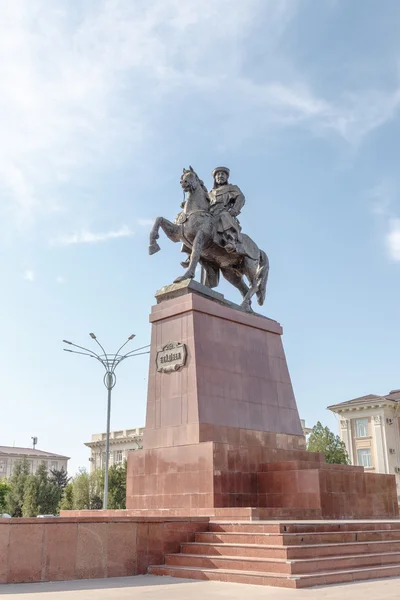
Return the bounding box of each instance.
[229,186,245,216]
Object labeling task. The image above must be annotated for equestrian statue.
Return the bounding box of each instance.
[149,166,269,312]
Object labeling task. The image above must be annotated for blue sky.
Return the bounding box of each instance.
[1,1,400,475]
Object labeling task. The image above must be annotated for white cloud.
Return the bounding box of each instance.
[1,0,399,228]
[387,219,400,261]
[23,270,35,282]
[53,225,134,246]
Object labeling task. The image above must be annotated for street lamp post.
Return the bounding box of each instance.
[62,333,150,510]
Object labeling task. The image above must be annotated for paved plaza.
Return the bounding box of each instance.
[1,576,400,599]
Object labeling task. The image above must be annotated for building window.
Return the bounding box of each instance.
[51,461,58,470]
[357,448,373,468]
[115,450,123,464]
[355,418,369,438]
[0,460,6,474]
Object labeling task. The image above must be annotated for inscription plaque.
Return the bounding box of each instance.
[156,341,187,373]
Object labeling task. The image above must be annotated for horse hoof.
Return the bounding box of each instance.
[149,243,160,255]
[174,272,194,283]
[240,302,254,313]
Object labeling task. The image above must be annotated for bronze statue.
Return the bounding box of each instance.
[180,167,245,267]
[149,166,269,312]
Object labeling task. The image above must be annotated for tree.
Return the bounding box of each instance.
[6,457,31,517]
[22,475,39,517]
[59,483,74,511]
[0,479,11,513]
[70,468,90,510]
[22,463,61,517]
[307,421,350,464]
[49,467,71,496]
[58,465,127,512]
[35,463,61,515]
[89,468,104,509]
[108,461,127,509]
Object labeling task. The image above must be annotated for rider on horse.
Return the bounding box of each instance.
[180,166,246,267]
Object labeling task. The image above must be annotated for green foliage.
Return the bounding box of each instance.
[6,457,31,517]
[59,483,74,511]
[0,479,11,513]
[307,421,350,465]
[22,475,39,517]
[49,467,71,494]
[70,468,90,510]
[21,463,61,517]
[89,468,104,509]
[108,461,127,509]
[3,460,128,516]
[59,464,126,512]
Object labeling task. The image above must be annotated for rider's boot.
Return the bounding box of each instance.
[180,257,190,268]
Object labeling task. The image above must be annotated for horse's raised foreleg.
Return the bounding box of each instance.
[149,217,181,255]
[174,230,206,283]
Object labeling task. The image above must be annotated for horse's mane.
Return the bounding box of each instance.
[182,166,210,200]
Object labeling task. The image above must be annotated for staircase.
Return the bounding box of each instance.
[149,520,400,588]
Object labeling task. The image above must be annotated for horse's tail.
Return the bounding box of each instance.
[256,250,269,306]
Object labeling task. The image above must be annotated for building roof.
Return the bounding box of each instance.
[328,390,400,411]
[0,446,69,460]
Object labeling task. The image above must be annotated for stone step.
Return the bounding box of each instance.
[291,551,400,574]
[148,563,400,588]
[148,564,297,588]
[196,531,284,545]
[181,542,287,559]
[182,539,400,559]
[296,564,400,588]
[287,539,400,558]
[165,551,400,575]
[209,522,281,534]
[165,553,291,574]
[281,522,400,533]
[195,529,400,546]
[209,521,400,534]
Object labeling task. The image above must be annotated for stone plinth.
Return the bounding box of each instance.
[128,281,306,511]
[144,280,304,450]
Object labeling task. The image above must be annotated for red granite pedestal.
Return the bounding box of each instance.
[126,281,398,519]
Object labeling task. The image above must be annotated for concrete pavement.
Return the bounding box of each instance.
[1,576,400,599]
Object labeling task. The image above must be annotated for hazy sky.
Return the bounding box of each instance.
[1,1,400,475]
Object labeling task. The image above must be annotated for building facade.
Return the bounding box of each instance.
[328,389,400,499]
[300,419,312,436]
[0,446,70,479]
[85,427,144,473]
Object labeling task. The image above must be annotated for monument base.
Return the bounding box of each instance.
[127,441,399,519]
[127,281,398,520]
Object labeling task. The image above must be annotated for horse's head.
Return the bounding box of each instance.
[180,166,201,193]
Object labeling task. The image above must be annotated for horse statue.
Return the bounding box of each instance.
[149,166,269,312]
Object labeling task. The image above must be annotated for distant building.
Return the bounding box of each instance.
[328,389,400,498]
[85,427,144,473]
[301,419,312,436]
[0,446,70,479]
